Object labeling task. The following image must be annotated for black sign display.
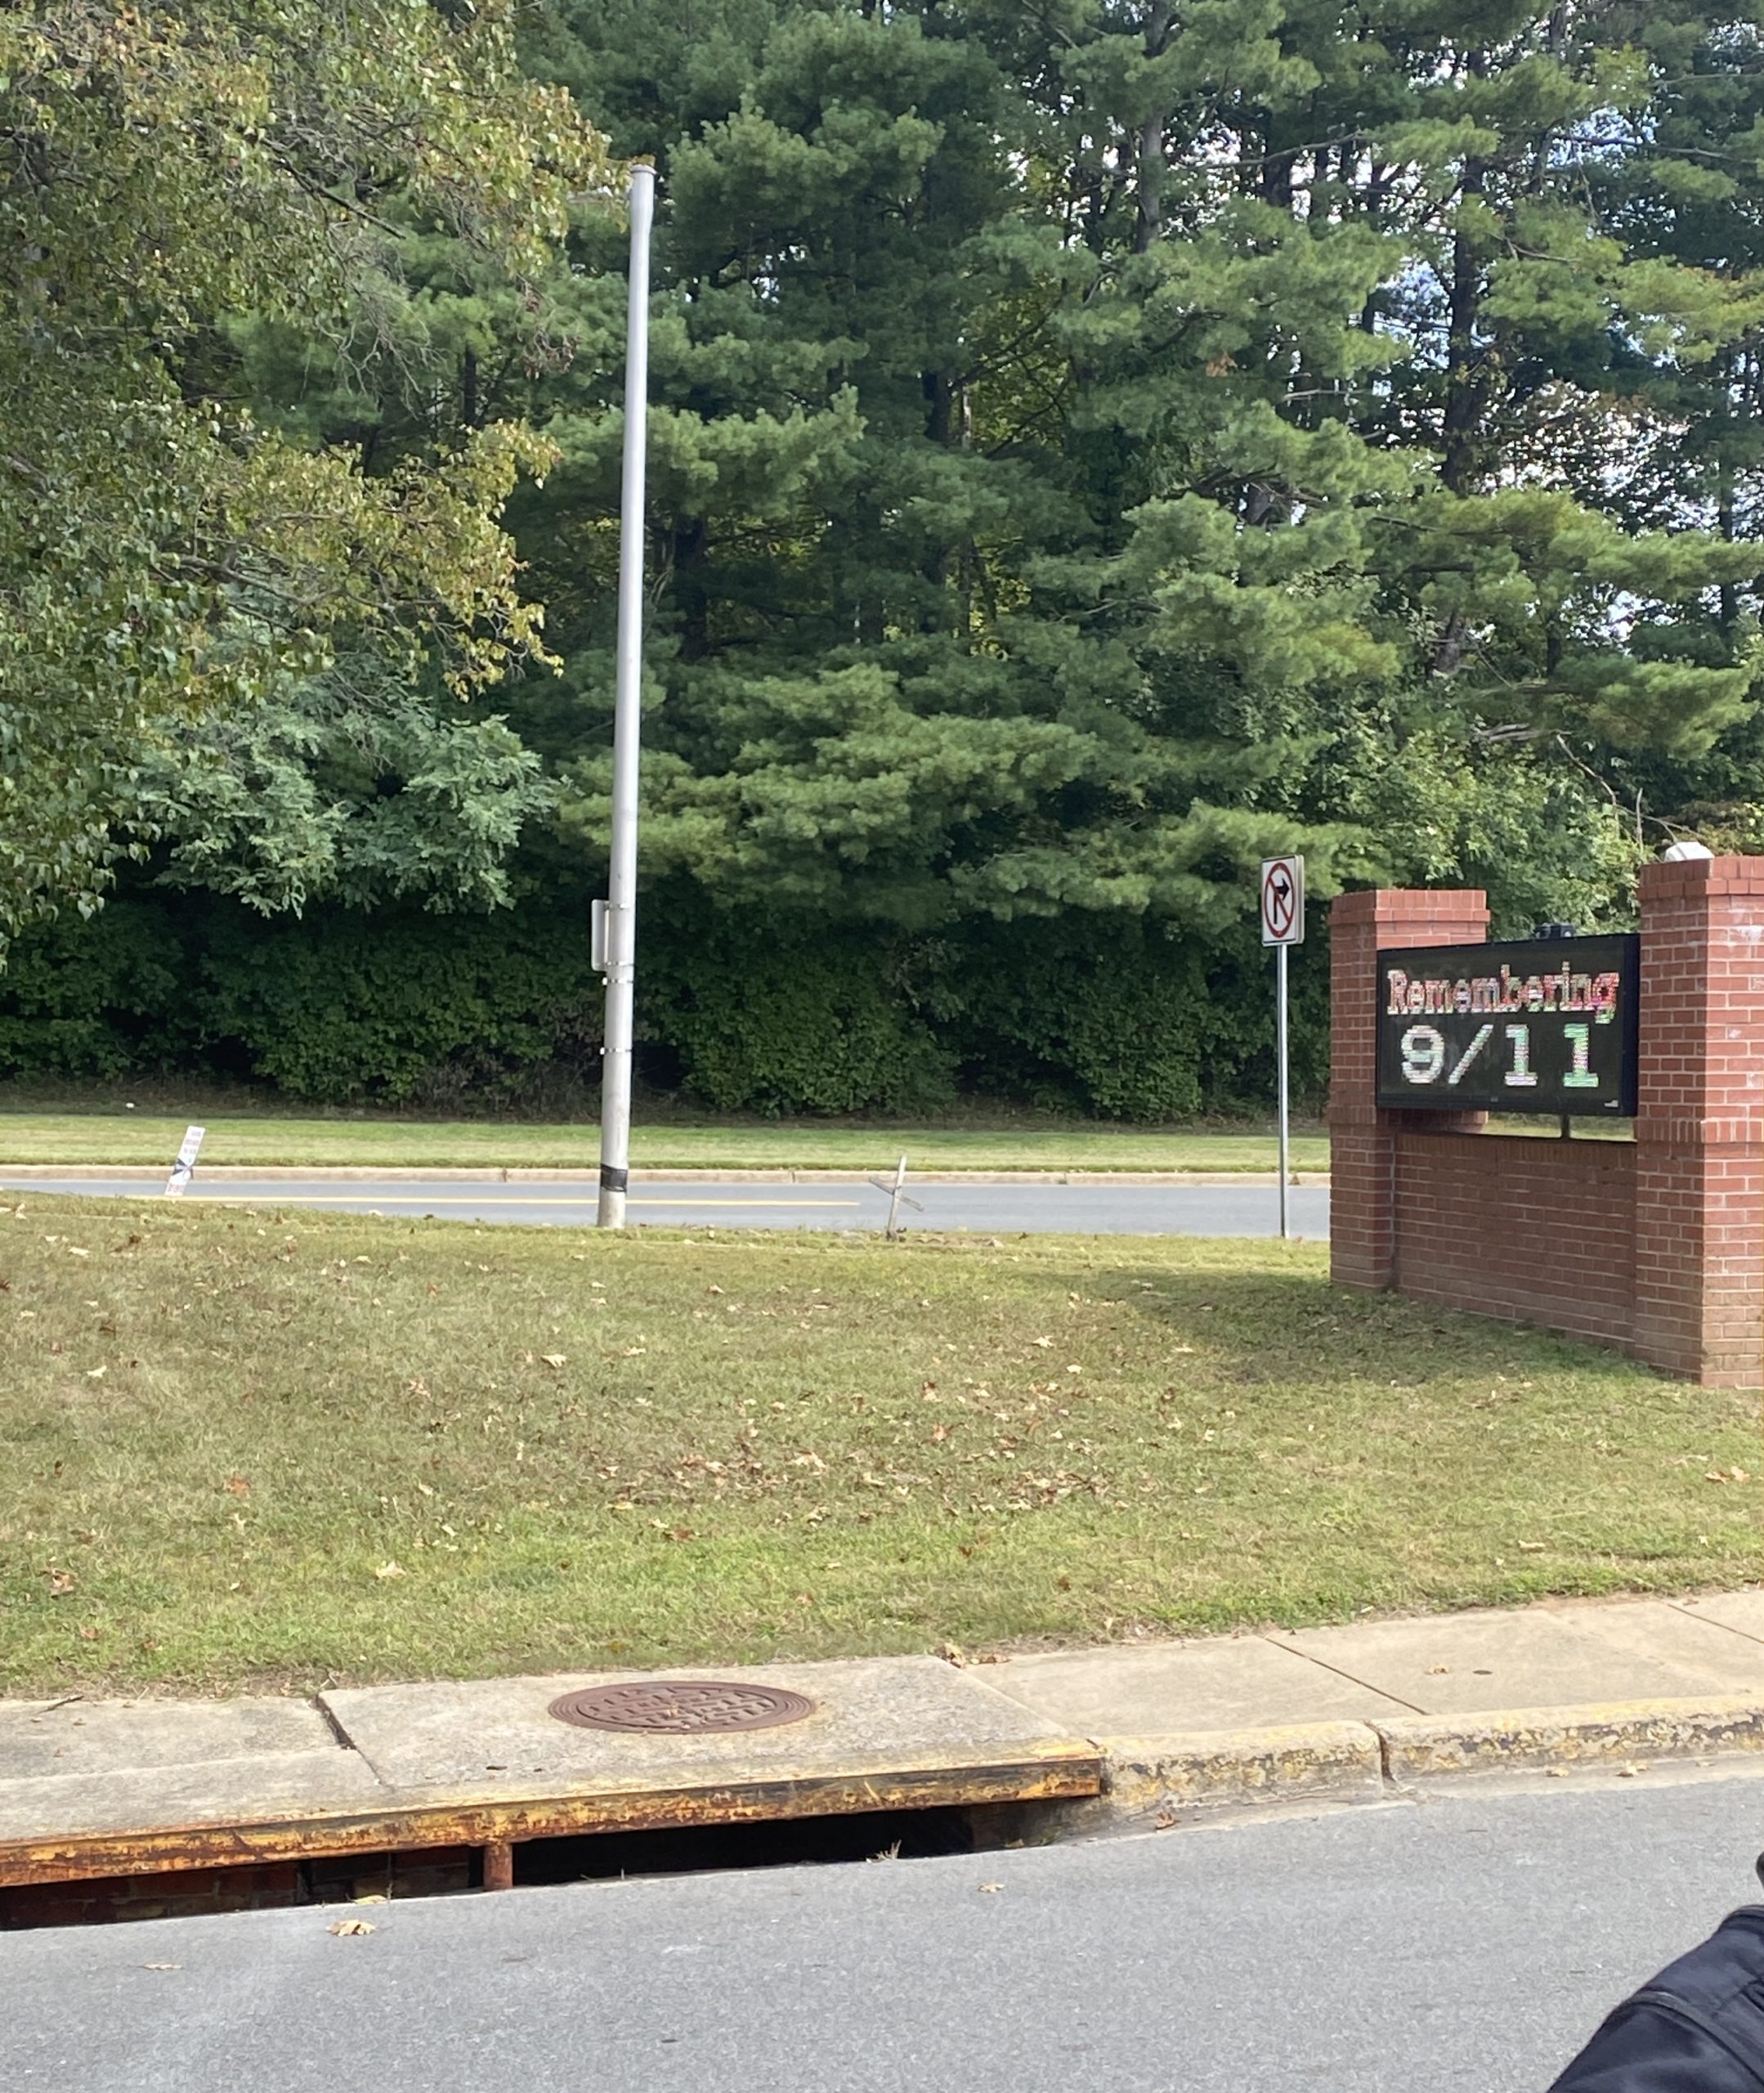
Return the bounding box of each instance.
[1375,934,1639,1115]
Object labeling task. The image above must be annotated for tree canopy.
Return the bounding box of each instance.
[9,0,1764,1116]
[0,1,609,931]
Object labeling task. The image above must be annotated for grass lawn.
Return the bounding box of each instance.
[1,1199,1754,1699]
[0,1109,1331,1175]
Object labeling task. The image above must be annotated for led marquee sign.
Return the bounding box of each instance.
[1375,934,1639,1116]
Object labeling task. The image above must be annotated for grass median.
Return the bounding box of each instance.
[0,1108,1331,1175]
[1,1199,1754,1697]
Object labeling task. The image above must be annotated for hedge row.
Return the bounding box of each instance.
[0,895,1328,1119]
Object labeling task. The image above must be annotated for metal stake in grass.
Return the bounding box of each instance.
[597,163,656,1231]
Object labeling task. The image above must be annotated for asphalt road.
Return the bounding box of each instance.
[0,1173,1330,1238]
[8,1775,1764,2091]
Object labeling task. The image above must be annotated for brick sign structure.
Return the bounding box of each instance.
[1329,855,1764,1388]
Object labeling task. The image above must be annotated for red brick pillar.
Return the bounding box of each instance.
[1632,855,1764,1387]
[1329,889,1489,1292]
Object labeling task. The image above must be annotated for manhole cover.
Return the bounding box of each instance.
[548,1680,817,1736]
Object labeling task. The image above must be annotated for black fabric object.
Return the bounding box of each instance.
[1548,1907,1764,2090]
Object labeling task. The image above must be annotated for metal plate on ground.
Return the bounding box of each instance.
[549,1680,816,1736]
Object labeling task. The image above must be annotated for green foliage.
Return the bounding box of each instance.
[16,0,1764,1114]
[0,906,197,1080]
[641,921,957,1116]
[132,669,555,917]
[198,910,603,1105]
[0,895,1332,1121]
[0,2,611,936]
[936,919,1330,1123]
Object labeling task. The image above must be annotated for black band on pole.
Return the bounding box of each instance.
[599,1165,629,1194]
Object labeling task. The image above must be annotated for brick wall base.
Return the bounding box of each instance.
[1391,1132,1637,1348]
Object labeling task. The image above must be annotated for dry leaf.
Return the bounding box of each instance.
[46,1569,76,1597]
[1516,1541,1545,1553]
[1426,1664,1449,1675]
[373,1562,405,1581]
[540,1353,566,1369]
[83,1365,105,1379]
[329,1917,375,1936]
[224,1475,250,1499]
[978,1882,1002,1894]
[78,1625,99,1642]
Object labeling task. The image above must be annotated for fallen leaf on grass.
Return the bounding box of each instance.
[540,1354,566,1369]
[45,1569,76,1597]
[373,1562,405,1581]
[329,1917,375,1936]
[224,1475,250,1499]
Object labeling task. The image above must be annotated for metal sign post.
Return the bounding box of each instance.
[1260,857,1305,1239]
[597,164,656,1230]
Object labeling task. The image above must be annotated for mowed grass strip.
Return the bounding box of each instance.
[0,1199,1755,1696]
[0,1109,1331,1176]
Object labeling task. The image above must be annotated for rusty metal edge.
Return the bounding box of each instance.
[0,1755,1103,1889]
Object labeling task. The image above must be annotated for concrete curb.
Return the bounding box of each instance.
[0,1165,1331,1188]
[1053,1696,1764,1831]
[10,1685,1764,1911]
[1085,1723,1386,1829]
[1375,1696,1764,1782]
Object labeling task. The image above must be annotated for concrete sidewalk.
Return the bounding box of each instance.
[7,1592,1764,1908]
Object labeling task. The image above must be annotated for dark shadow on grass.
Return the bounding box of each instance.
[1078,1262,1663,1391]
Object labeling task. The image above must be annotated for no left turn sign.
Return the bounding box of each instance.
[1260,856,1305,946]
